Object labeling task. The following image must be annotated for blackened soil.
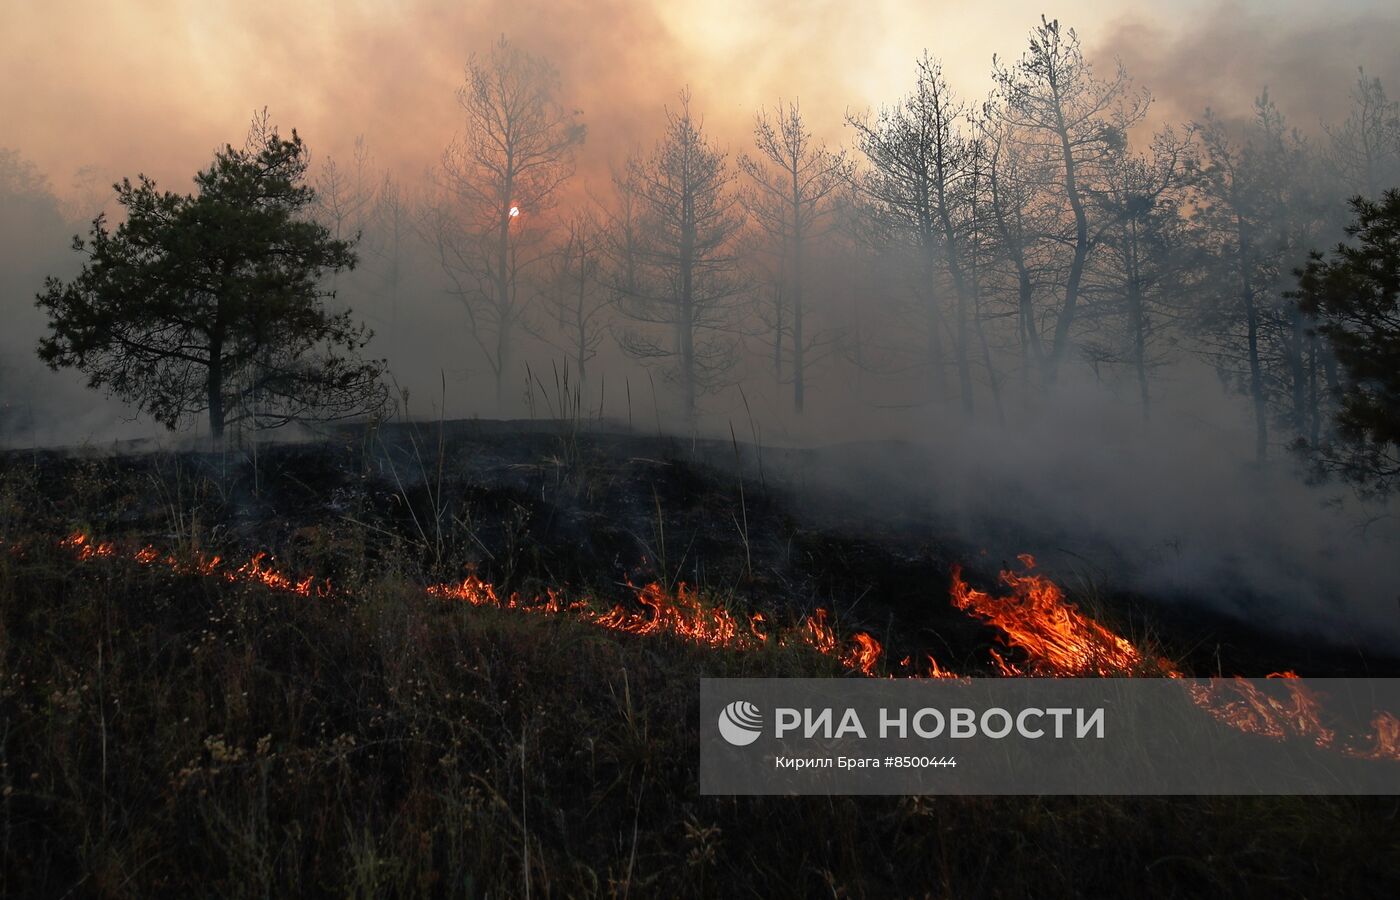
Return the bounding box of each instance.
[6,417,1397,677]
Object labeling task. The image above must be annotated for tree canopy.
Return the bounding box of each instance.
[36,127,387,440]
[1295,189,1400,495]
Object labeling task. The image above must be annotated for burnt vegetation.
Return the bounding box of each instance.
[2,430,1399,897]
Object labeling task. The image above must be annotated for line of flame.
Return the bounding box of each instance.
[55,533,897,676]
[37,533,1399,760]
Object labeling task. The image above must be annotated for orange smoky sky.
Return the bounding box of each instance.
[4,0,1399,201]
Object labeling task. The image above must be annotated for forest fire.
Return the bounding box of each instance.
[46,531,1400,760]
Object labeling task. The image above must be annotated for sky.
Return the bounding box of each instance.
[6,0,1399,202]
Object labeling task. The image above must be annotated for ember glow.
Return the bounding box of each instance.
[47,532,1400,760]
[60,533,333,596]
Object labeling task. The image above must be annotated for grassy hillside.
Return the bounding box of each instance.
[1,432,1397,897]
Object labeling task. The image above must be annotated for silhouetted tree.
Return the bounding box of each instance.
[993,17,1149,385]
[740,100,849,413]
[1191,95,1328,460]
[850,55,977,413]
[979,101,1050,398]
[1294,189,1400,494]
[1327,70,1400,199]
[316,134,376,247]
[429,37,585,410]
[35,126,386,441]
[1083,124,1194,418]
[534,210,610,388]
[615,91,746,424]
[367,171,413,332]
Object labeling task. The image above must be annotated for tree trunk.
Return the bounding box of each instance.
[1047,111,1089,385]
[575,267,588,391]
[933,149,973,418]
[207,335,225,442]
[495,320,510,413]
[940,218,973,418]
[496,172,514,416]
[972,285,1004,427]
[922,242,948,401]
[791,181,806,415]
[987,165,1043,386]
[773,285,783,386]
[1307,334,1321,445]
[1126,224,1150,421]
[1128,280,1150,421]
[679,190,697,424]
[1285,305,1308,439]
[1237,224,1268,462]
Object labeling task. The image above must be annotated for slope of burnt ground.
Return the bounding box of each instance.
[3,423,1400,898]
[4,418,1390,677]
[3,421,1400,898]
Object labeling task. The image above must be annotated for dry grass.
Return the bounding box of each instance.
[0,448,1397,898]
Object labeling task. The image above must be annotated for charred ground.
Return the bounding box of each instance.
[1,420,1398,897]
[10,418,1388,677]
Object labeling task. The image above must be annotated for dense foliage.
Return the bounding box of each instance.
[1295,190,1400,494]
[35,128,386,439]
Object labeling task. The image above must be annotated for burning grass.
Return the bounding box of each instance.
[47,531,890,676]
[3,439,1400,897]
[35,531,1400,763]
[951,554,1149,676]
[950,554,1400,760]
[3,524,1399,898]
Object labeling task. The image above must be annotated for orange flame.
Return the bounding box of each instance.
[1353,712,1400,760]
[950,555,1145,676]
[803,608,838,654]
[843,631,884,675]
[45,531,1396,760]
[952,554,1400,760]
[1188,676,1337,749]
[924,654,958,679]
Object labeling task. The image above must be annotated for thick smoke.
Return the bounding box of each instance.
[1100,1,1400,129]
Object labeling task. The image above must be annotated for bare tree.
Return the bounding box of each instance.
[367,172,412,332]
[1326,69,1400,198]
[532,209,610,389]
[849,55,979,415]
[1083,123,1194,419]
[600,163,645,303]
[740,100,850,413]
[316,135,376,247]
[428,36,585,410]
[615,91,746,424]
[979,100,1049,397]
[993,17,1149,384]
[1191,95,1329,460]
